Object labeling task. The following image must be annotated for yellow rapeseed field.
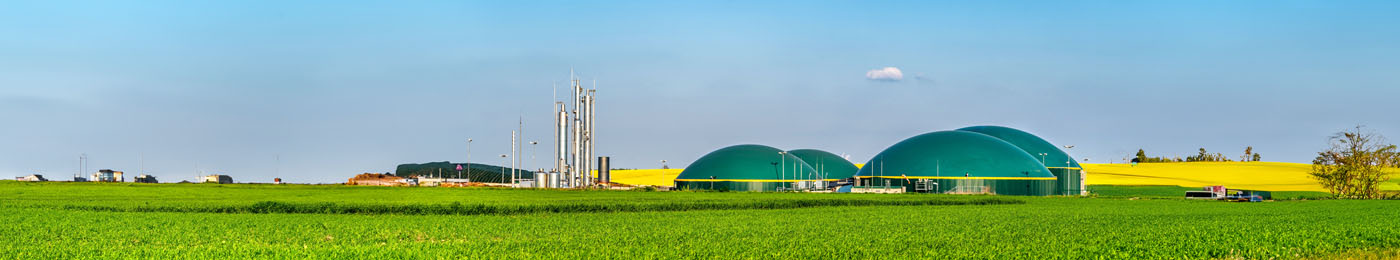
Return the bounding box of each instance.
[1083,162,1324,191]
[610,162,1399,192]
[1086,162,1400,192]
[603,169,684,187]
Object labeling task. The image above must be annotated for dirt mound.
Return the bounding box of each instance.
[347,173,404,186]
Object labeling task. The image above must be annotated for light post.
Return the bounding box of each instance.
[660,160,667,186]
[529,141,538,176]
[466,139,473,179]
[1064,145,1075,196]
[500,154,509,184]
[1038,153,1048,164]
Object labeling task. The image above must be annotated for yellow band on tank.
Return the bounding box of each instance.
[856,176,1057,180]
[674,179,829,182]
[1046,167,1083,170]
[675,177,1055,182]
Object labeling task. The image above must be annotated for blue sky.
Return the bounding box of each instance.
[3,1,1398,183]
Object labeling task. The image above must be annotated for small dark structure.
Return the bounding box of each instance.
[133,174,158,183]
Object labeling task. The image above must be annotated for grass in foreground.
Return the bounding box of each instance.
[2,182,1398,259]
[0,181,1015,214]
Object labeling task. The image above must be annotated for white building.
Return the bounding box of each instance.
[17,174,47,182]
[90,169,124,182]
[202,175,233,184]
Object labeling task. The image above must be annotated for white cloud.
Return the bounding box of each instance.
[865,67,903,81]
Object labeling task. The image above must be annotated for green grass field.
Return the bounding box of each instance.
[3,181,1399,259]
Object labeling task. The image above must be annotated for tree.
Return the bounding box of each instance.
[1252,153,1261,162]
[1187,148,1208,162]
[1136,149,1147,163]
[1242,146,1254,162]
[1309,126,1398,199]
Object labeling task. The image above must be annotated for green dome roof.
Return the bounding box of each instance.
[957,126,1080,169]
[678,144,818,181]
[786,149,859,180]
[856,131,1053,179]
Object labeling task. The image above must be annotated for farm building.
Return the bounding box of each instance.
[91,169,124,182]
[133,174,158,183]
[17,174,47,182]
[856,131,1057,196]
[674,144,820,191]
[202,175,233,184]
[394,162,532,184]
[957,126,1085,195]
[786,149,859,181]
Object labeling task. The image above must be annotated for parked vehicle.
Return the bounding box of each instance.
[1184,186,1270,202]
[1224,189,1271,202]
[1184,191,1219,200]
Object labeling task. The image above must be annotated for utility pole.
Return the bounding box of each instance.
[518,117,525,184]
[467,138,473,180]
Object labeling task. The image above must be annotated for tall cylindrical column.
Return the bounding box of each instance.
[555,102,567,187]
[587,90,596,184]
[571,79,582,188]
[598,156,611,184]
[581,95,591,185]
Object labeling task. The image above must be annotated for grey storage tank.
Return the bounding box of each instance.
[597,156,611,184]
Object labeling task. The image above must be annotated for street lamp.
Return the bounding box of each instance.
[1064,145,1075,196]
[660,160,668,187]
[529,141,538,175]
[1038,153,1048,164]
[1063,146,1075,166]
[466,139,473,179]
[500,154,509,184]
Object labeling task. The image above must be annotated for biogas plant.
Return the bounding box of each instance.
[675,126,1086,196]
